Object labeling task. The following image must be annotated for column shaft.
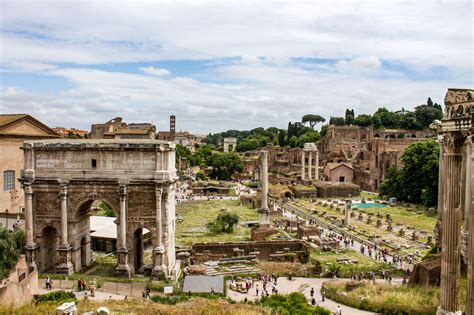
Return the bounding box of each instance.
[24,184,34,246]
[259,151,270,225]
[315,150,319,181]
[156,187,163,247]
[301,151,305,181]
[119,186,127,250]
[60,185,68,246]
[439,133,463,313]
[436,138,444,245]
[467,139,474,315]
[308,151,313,180]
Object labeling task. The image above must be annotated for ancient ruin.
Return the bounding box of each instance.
[435,89,474,315]
[20,139,179,279]
[301,143,319,181]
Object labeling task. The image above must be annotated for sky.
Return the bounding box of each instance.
[0,0,472,134]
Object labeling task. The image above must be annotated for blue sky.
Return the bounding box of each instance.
[0,0,472,133]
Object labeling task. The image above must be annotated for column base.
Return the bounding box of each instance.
[116,247,131,277]
[56,245,74,275]
[436,307,462,315]
[116,264,131,277]
[152,265,168,280]
[26,243,39,273]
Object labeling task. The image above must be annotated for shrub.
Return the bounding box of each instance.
[207,212,240,234]
[258,292,331,315]
[151,294,189,305]
[34,290,76,303]
[0,227,25,280]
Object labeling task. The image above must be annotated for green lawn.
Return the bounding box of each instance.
[176,199,259,246]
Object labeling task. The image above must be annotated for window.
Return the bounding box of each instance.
[339,176,346,183]
[91,159,97,168]
[3,170,15,191]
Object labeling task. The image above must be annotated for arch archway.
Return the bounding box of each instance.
[41,226,59,272]
[133,227,152,274]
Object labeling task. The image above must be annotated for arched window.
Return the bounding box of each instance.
[3,170,15,191]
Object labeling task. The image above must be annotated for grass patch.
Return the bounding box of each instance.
[322,280,467,315]
[33,290,76,304]
[257,292,331,315]
[176,199,258,246]
[310,249,403,277]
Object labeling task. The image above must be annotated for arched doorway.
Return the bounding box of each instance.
[41,226,59,272]
[133,227,151,274]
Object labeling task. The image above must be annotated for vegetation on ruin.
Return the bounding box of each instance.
[380,140,439,206]
[256,262,321,277]
[1,298,269,315]
[94,201,115,217]
[33,290,76,304]
[309,249,402,278]
[322,279,467,315]
[207,212,240,234]
[256,292,331,315]
[175,200,258,245]
[0,226,25,280]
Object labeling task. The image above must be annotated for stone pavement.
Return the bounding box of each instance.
[226,277,377,315]
[37,287,128,301]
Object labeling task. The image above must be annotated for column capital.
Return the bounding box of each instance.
[59,184,68,199]
[119,185,128,200]
[444,132,466,155]
[24,184,33,196]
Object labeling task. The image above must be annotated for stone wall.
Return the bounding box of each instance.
[0,256,38,306]
[191,240,309,263]
[314,182,360,198]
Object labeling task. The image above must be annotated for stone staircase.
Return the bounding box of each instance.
[204,261,260,276]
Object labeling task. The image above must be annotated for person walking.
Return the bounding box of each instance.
[336,305,342,315]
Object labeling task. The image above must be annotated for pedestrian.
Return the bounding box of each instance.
[310,287,314,297]
[81,278,86,291]
[311,297,316,305]
[90,284,96,297]
[322,291,325,302]
[45,277,50,290]
[336,305,342,315]
[77,279,82,291]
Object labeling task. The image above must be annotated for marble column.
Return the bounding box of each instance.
[461,138,472,260]
[301,150,305,181]
[308,151,313,180]
[467,138,474,315]
[315,150,319,181]
[259,151,270,226]
[59,185,68,246]
[152,186,166,279]
[435,136,445,246]
[437,132,464,315]
[344,200,352,227]
[24,183,37,272]
[116,185,131,276]
[56,184,73,275]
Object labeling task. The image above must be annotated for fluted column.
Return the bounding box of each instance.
[301,151,305,181]
[344,200,351,227]
[467,137,474,315]
[308,151,313,180]
[116,184,131,276]
[438,132,464,315]
[259,151,270,226]
[59,185,68,246]
[24,184,34,246]
[153,185,166,279]
[461,138,472,259]
[315,150,319,181]
[435,136,445,246]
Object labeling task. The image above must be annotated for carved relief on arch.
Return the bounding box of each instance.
[127,188,156,218]
[33,191,60,216]
[443,132,466,155]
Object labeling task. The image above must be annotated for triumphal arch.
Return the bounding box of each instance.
[20,139,178,279]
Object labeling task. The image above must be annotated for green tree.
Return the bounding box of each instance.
[302,114,326,129]
[297,131,320,147]
[345,114,355,125]
[288,136,298,148]
[414,104,443,129]
[0,227,25,280]
[380,140,439,206]
[236,138,259,152]
[195,171,207,181]
[278,130,287,147]
[329,117,345,126]
[354,114,372,127]
[98,201,115,217]
[208,152,244,180]
[207,212,240,234]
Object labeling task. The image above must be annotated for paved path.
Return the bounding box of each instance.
[37,287,128,301]
[227,277,376,315]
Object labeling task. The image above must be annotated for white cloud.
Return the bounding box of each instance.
[139,66,170,76]
[335,57,381,74]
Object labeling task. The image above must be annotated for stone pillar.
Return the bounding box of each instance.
[315,149,319,181]
[437,132,464,315]
[56,184,74,275]
[301,150,305,181]
[24,183,37,272]
[60,185,68,246]
[259,151,270,226]
[344,200,351,227]
[435,136,444,246]
[116,185,131,276]
[162,183,177,277]
[462,137,472,260]
[467,138,474,315]
[308,151,313,180]
[153,185,166,279]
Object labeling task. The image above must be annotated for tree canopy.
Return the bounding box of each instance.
[302,114,325,129]
[0,227,25,280]
[208,152,244,180]
[207,212,240,234]
[380,140,439,206]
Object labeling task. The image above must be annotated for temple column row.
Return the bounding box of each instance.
[301,149,319,181]
[437,132,465,315]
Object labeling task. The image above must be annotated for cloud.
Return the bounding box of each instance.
[139,66,170,76]
[335,57,381,74]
